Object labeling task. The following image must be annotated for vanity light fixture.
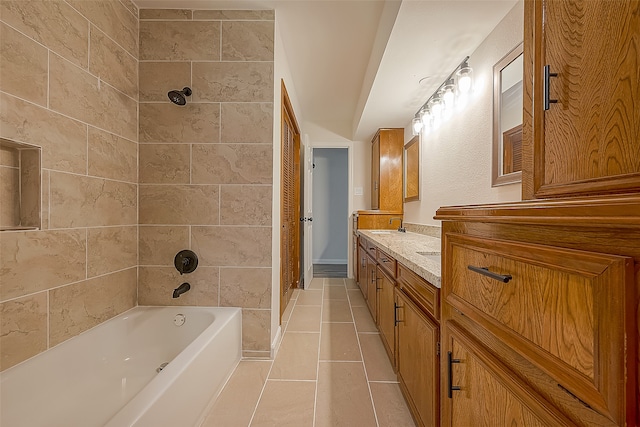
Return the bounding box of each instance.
[412,56,473,134]
[411,117,423,136]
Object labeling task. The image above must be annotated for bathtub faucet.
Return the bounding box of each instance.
[172,282,191,298]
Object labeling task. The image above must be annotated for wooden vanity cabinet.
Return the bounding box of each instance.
[396,288,439,427]
[396,262,440,427]
[365,252,378,323]
[357,242,368,297]
[371,128,404,211]
[436,202,639,426]
[376,248,397,366]
[523,0,640,199]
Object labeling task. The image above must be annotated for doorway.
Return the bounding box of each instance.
[312,148,349,278]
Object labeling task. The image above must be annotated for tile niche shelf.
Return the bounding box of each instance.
[0,138,41,231]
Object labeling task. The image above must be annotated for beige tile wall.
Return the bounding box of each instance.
[138,9,274,357]
[0,0,139,372]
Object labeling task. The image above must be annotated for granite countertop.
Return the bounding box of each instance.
[358,230,442,288]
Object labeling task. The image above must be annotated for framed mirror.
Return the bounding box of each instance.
[492,42,523,186]
[404,135,420,201]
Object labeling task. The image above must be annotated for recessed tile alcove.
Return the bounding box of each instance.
[0,138,41,231]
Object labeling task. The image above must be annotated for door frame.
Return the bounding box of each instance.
[280,80,301,319]
[307,144,353,278]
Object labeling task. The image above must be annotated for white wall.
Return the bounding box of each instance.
[312,148,349,264]
[272,16,304,352]
[403,1,524,226]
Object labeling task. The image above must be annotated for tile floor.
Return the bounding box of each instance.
[201,277,416,427]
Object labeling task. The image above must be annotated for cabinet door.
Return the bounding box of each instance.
[357,244,368,297]
[524,0,640,199]
[377,266,395,366]
[396,289,439,427]
[442,321,575,427]
[366,254,377,323]
[371,135,380,209]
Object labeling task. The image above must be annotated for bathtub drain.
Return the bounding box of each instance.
[156,362,169,373]
[173,314,186,326]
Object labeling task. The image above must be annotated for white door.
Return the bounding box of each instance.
[303,144,313,286]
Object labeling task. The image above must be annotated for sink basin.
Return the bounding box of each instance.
[370,231,392,235]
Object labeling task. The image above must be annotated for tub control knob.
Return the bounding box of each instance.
[173,314,186,327]
[174,250,198,275]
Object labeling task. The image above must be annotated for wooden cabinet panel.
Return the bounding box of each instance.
[397,263,439,321]
[352,233,359,283]
[366,253,377,323]
[356,211,403,230]
[376,247,396,278]
[396,289,439,427]
[377,265,396,366]
[442,321,575,427]
[357,244,368,297]
[444,232,634,422]
[523,0,640,199]
[371,135,380,209]
[370,128,404,211]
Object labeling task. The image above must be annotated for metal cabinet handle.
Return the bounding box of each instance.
[448,351,461,398]
[468,265,512,283]
[381,258,390,263]
[394,302,403,326]
[543,65,558,110]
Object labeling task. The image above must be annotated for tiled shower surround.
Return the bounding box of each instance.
[0,1,275,371]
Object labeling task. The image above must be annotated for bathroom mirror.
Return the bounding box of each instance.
[492,43,523,187]
[404,136,420,201]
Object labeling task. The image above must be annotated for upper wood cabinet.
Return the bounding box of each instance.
[523,0,640,199]
[371,129,404,211]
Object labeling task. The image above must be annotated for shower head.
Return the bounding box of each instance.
[167,87,192,106]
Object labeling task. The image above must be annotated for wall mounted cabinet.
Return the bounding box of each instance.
[371,128,404,211]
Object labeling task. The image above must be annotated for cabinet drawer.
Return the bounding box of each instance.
[444,233,634,423]
[364,238,377,258]
[397,263,439,321]
[376,248,396,278]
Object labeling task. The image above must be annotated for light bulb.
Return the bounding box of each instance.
[420,108,431,128]
[411,117,422,135]
[457,61,473,93]
[443,79,455,108]
[430,96,443,118]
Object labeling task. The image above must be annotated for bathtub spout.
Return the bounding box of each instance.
[172,283,191,298]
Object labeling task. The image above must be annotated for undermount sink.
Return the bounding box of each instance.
[370,231,392,235]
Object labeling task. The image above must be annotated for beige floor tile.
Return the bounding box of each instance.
[291,288,300,300]
[315,362,377,427]
[307,278,324,289]
[352,306,378,332]
[269,332,319,380]
[347,289,366,307]
[323,285,347,300]
[322,299,353,323]
[319,322,361,361]
[250,380,316,427]
[345,278,358,289]
[358,333,397,382]
[324,278,345,286]
[201,360,272,427]
[370,382,416,427]
[296,289,323,305]
[286,305,321,332]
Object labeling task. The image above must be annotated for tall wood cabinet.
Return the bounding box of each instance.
[370,128,404,211]
[437,1,640,425]
[523,0,640,199]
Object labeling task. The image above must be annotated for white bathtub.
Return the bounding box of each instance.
[0,306,242,427]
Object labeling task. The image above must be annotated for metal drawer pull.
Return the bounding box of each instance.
[381,258,390,263]
[448,351,461,398]
[543,64,558,110]
[468,265,512,283]
[394,302,403,326]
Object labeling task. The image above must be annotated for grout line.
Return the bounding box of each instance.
[0,90,138,146]
[350,280,381,427]
[311,280,325,427]
[47,50,50,109]
[84,228,88,279]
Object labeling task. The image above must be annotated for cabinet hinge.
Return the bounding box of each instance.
[436,342,440,357]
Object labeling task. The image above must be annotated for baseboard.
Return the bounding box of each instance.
[270,325,282,359]
[312,259,348,264]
